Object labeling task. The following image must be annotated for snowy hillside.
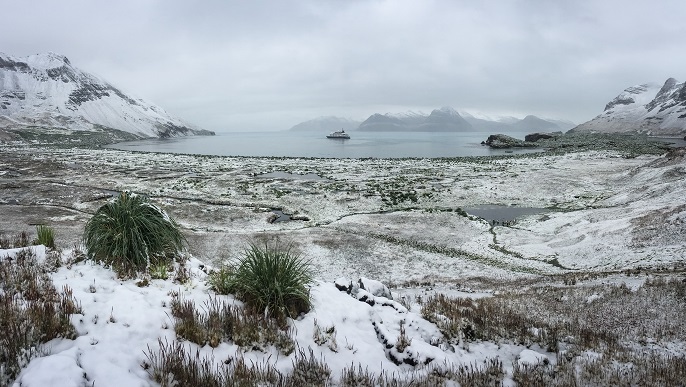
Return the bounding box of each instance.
[572,78,686,136]
[0,52,213,138]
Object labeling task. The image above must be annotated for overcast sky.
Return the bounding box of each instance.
[2,0,686,131]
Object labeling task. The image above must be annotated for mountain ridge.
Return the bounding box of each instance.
[0,52,213,138]
[289,108,571,133]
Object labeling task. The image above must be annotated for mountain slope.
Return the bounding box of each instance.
[461,111,567,132]
[572,78,686,136]
[509,115,560,132]
[0,52,213,138]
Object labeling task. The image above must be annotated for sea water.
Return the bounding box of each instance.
[107,131,543,158]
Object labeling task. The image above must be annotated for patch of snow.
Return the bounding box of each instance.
[517,348,548,366]
[0,245,46,262]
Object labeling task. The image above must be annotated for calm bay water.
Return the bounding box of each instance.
[107,131,542,158]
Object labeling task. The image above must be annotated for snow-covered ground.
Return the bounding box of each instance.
[1,145,683,280]
[1,144,685,385]
[3,246,544,386]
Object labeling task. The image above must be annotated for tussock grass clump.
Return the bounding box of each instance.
[83,191,186,278]
[211,242,313,324]
[169,292,294,353]
[0,249,82,384]
[35,224,56,249]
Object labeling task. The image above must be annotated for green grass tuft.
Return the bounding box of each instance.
[83,191,186,278]
[35,224,56,249]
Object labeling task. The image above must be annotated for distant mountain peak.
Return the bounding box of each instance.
[27,52,72,68]
[359,106,472,132]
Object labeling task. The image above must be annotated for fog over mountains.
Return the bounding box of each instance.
[5,53,683,138]
[572,78,686,136]
[0,52,212,138]
[289,107,574,133]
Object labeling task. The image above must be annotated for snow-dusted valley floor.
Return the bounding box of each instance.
[2,146,684,278]
[1,144,685,386]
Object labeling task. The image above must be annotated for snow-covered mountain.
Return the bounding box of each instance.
[289,108,574,133]
[0,52,213,138]
[288,116,360,131]
[572,78,686,136]
[358,106,473,132]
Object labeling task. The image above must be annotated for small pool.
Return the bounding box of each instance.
[463,205,548,224]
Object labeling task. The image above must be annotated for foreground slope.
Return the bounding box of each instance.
[0,52,213,138]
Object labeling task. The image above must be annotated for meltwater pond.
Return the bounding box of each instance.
[108,131,543,158]
[463,205,549,224]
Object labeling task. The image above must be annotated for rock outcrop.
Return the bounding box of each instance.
[483,134,537,148]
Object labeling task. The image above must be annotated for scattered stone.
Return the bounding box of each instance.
[334,277,352,293]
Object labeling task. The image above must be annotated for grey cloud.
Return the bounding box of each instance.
[2,0,686,131]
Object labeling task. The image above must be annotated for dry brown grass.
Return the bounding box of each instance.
[0,248,82,384]
[422,277,686,386]
[169,292,295,354]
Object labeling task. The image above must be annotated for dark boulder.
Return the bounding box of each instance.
[483,134,537,149]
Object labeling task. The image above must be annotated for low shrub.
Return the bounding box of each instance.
[0,231,30,249]
[169,292,294,353]
[144,339,283,387]
[83,191,186,278]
